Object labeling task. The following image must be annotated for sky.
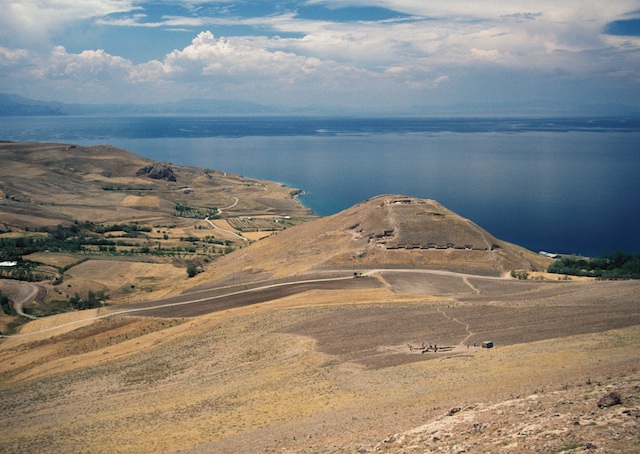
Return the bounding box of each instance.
[1,1,640,114]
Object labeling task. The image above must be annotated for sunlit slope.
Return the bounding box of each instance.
[201,195,550,281]
[0,142,309,228]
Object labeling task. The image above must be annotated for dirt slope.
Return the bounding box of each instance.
[0,141,313,314]
[192,195,551,286]
[0,141,310,229]
[0,283,638,453]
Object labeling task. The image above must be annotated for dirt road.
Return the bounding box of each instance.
[0,279,44,320]
[119,274,380,317]
[3,268,638,348]
[0,274,380,338]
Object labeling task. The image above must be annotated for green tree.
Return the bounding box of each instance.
[68,290,108,310]
[0,291,13,315]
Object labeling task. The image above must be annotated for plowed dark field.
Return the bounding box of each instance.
[115,275,381,318]
[111,271,639,370]
[280,275,640,369]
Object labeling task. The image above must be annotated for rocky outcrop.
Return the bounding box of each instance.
[597,391,622,408]
[136,163,177,182]
[360,380,639,453]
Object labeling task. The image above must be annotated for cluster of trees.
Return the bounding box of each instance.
[510,270,529,280]
[0,266,46,282]
[175,203,218,219]
[0,290,12,315]
[0,235,49,261]
[77,220,151,235]
[548,251,640,279]
[68,290,108,310]
[1,220,232,285]
[0,222,156,261]
[0,228,126,260]
[2,222,233,262]
[186,264,198,278]
[181,235,232,246]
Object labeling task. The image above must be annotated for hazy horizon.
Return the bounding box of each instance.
[1,1,639,116]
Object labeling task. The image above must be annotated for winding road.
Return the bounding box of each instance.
[0,274,377,338]
[0,279,43,320]
[0,268,511,339]
[205,197,249,241]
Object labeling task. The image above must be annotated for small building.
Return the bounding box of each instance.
[482,340,494,349]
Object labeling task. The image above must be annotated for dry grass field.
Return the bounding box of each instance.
[1,144,639,453]
[1,273,638,453]
[0,142,314,311]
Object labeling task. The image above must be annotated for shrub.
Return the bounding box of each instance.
[510,270,529,280]
[68,290,108,310]
[0,291,13,315]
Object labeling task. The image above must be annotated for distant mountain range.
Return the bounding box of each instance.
[0,94,67,116]
[2,92,639,117]
[0,93,284,116]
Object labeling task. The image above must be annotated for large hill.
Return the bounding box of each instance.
[0,141,313,317]
[0,141,310,228]
[0,143,639,453]
[193,195,551,287]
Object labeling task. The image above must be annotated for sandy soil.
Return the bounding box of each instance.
[120,195,160,208]
[0,275,638,453]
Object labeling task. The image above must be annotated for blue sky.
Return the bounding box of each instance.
[1,1,639,114]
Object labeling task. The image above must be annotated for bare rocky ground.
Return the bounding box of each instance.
[1,277,638,453]
[364,375,640,453]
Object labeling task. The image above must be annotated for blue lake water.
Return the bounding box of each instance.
[1,115,639,257]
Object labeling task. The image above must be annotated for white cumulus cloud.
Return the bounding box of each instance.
[1,0,639,108]
[0,0,138,45]
[32,46,134,81]
[0,46,31,66]
[159,31,334,84]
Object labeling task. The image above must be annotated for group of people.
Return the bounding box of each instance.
[408,342,438,353]
[421,343,438,353]
[409,340,477,353]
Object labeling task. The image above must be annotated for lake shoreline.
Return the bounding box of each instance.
[1,116,639,256]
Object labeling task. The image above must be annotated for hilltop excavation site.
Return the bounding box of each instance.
[0,142,639,453]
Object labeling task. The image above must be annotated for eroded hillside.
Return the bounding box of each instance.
[189,195,551,287]
[0,141,313,330]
